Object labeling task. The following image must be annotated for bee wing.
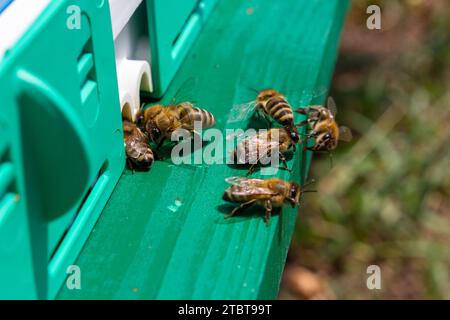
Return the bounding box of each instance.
[235,133,279,164]
[228,101,257,123]
[230,186,278,198]
[294,86,328,107]
[338,126,353,142]
[225,177,265,185]
[227,130,260,161]
[327,96,337,116]
[295,105,323,115]
[226,129,249,142]
[291,86,328,114]
[225,177,277,197]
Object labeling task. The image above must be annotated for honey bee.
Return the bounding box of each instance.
[295,97,352,151]
[255,89,296,128]
[232,128,299,176]
[222,177,306,224]
[136,104,180,146]
[230,88,301,144]
[123,119,154,171]
[136,102,215,148]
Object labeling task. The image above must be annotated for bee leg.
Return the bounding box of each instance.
[257,109,271,128]
[309,118,320,127]
[246,164,258,176]
[264,200,273,225]
[294,108,308,114]
[278,153,291,172]
[295,120,309,127]
[126,158,136,174]
[156,138,166,150]
[225,200,256,219]
[153,151,164,161]
[262,114,272,128]
[301,131,317,152]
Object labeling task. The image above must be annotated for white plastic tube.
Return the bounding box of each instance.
[109,0,153,121]
[116,59,152,122]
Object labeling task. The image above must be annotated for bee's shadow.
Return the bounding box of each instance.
[153,138,212,161]
[215,203,281,225]
[226,163,252,174]
[245,112,271,131]
[124,167,151,174]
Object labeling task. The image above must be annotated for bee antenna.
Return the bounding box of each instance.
[328,151,334,168]
[242,85,259,94]
[285,125,298,134]
[139,102,147,113]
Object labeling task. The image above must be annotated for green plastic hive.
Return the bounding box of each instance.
[147,0,218,97]
[0,0,124,299]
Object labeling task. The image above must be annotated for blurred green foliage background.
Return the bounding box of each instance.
[280,0,450,299]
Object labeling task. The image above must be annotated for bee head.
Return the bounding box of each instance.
[136,111,145,129]
[130,153,153,170]
[126,146,153,170]
[288,127,300,144]
[146,121,162,142]
[287,182,301,208]
[139,150,154,169]
[313,131,337,151]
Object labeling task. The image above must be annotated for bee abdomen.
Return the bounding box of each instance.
[222,189,233,202]
[178,104,215,129]
[198,107,216,129]
[266,97,294,126]
[222,187,248,203]
[234,142,248,164]
[234,140,264,164]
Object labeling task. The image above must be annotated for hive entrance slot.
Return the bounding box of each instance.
[171,1,202,59]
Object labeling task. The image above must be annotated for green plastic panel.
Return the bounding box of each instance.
[58,0,349,299]
[0,0,124,299]
[147,0,218,98]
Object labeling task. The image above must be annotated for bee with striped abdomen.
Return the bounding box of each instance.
[123,119,154,171]
[222,177,306,224]
[232,127,300,176]
[230,88,302,147]
[295,97,352,152]
[136,102,215,148]
[255,89,296,128]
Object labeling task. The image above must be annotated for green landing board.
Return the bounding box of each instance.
[58,0,349,299]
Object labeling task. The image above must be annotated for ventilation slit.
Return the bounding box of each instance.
[0,149,18,221]
[77,39,98,104]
